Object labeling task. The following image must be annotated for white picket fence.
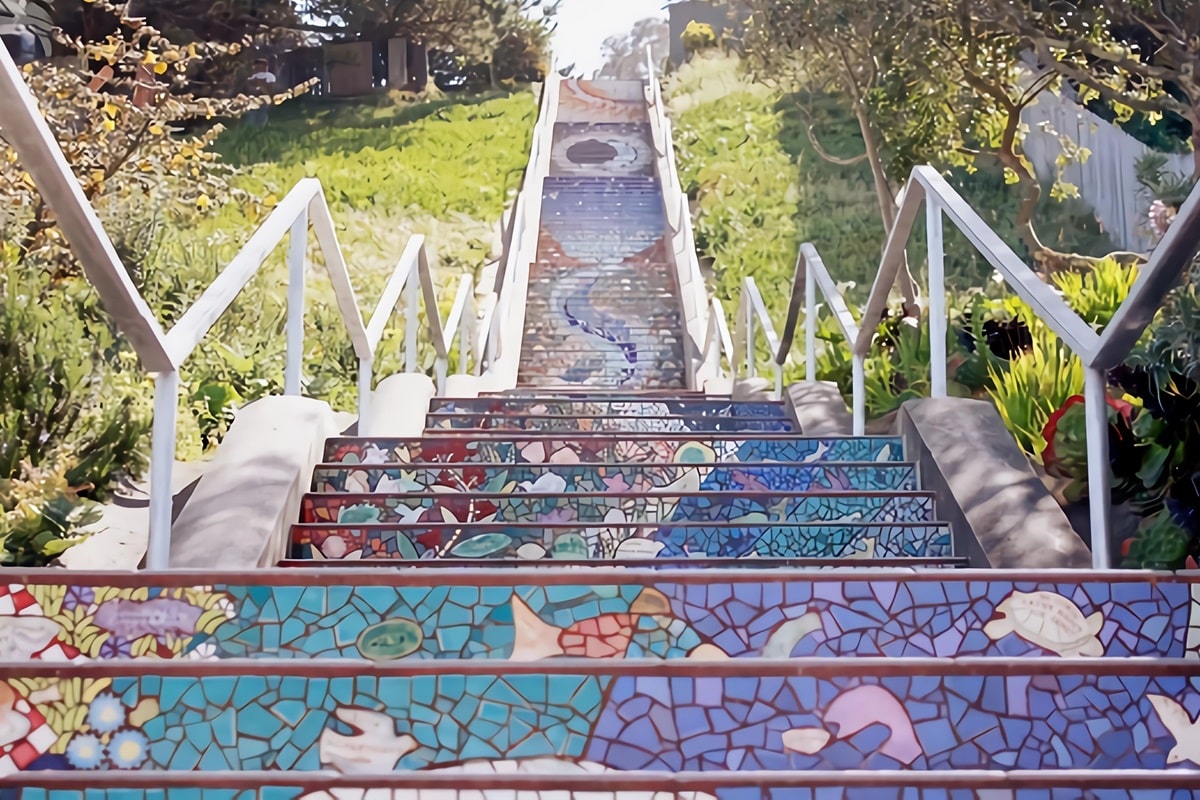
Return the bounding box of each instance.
[1021,91,1193,253]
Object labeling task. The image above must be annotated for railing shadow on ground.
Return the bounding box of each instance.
[703,161,1200,571]
[0,47,517,569]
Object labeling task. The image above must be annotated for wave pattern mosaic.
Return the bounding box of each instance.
[2,574,1200,800]
[520,80,684,388]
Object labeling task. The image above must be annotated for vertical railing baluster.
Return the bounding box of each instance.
[146,370,180,570]
[927,197,948,398]
[405,272,419,374]
[805,254,817,383]
[358,356,373,435]
[851,355,866,436]
[1084,366,1113,569]
[284,210,308,396]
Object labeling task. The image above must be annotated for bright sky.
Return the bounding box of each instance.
[547,0,667,76]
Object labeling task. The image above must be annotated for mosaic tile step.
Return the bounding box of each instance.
[7,569,1197,661]
[516,363,686,389]
[528,264,678,280]
[298,490,937,529]
[311,462,916,495]
[489,389,711,397]
[521,303,683,322]
[424,415,794,433]
[290,519,950,560]
[2,661,1197,775]
[519,375,688,390]
[520,376,691,388]
[526,280,678,294]
[322,435,906,466]
[426,399,789,417]
[542,175,664,190]
[521,325,685,341]
[520,334,686,349]
[13,780,1200,800]
[528,262,678,279]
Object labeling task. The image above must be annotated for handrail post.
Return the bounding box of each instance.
[744,293,757,379]
[461,290,474,377]
[851,354,866,436]
[284,210,308,395]
[146,370,179,570]
[1084,366,1113,569]
[358,356,373,435]
[927,196,948,397]
[405,271,419,374]
[804,255,816,383]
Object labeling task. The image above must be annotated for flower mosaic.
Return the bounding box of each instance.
[311,462,918,496]
[291,522,951,562]
[0,583,231,779]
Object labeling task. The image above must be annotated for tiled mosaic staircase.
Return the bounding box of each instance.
[3,79,1200,800]
[523,80,685,389]
[294,394,955,565]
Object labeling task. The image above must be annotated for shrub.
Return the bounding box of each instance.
[0,248,151,563]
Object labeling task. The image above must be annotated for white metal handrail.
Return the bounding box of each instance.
[708,162,1200,570]
[730,277,785,399]
[644,47,713,390]
[0,47,483,569]
[479,74,559,388]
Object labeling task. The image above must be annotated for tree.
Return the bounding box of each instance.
[980,1,1200,175]
[0,1,312,278]
[596,17,669,80]
[743,0,1142,271]
[742,0,924,306]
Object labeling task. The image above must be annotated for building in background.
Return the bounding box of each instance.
[664,0,748,70]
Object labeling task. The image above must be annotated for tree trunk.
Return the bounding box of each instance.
[851,103,897,231]
[850,103,920,316]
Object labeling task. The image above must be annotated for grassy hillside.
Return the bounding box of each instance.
[667,54,1113,310]
[143,90,538,453]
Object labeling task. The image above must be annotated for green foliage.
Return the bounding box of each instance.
[1052,258,1140,330]
[0,460,103,567]
[0,249,151,564]
[1122,508,1191,570]
[154,89,537,448]
[986,324,1085,457]
[667,54,800,307]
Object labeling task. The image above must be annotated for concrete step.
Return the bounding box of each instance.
[322,434,906,466]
